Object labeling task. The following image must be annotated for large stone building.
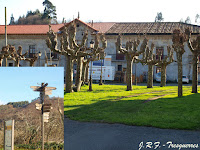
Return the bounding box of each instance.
[0,23,64,67]
[0,19,200,82]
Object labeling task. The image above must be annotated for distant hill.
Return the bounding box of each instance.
[7,101,29,108]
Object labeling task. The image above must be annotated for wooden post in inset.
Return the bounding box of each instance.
[30,83,56,150]
[4,120,14,150]
[40,84,45,150]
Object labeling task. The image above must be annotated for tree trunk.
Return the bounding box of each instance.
[177,53,183,97]
[81,62,87,85]
[2,58,7,66]
[126,57,133,91]
[75,56,83,91]
[147,64,154,88]
[65,55,74,93]
[30,61,34,67]
[0,59,2,66]
[85,63,89,84]
[192,54,198,93]
[160,64,167,87]
[15,59,20,67]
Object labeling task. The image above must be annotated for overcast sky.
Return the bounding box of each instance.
[0,0,200,25]
[0,67,64,105]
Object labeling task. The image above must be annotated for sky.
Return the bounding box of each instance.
[0,0,200,25]
[0,67,64,105]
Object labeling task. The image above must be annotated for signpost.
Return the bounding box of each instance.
[4,120,14,150]
[30,83,56,150]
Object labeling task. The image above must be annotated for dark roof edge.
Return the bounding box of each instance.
[113,22,200,27]
[105,33,200,36]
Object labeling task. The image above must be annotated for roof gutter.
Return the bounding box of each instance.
[105,33,199,36]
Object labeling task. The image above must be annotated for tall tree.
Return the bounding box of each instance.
[9,14,15,25]
[155,12,164,22]
[172,29,186,97]
[75,34,106,91]
[185,16,191,24]
[195,14,200,24]
[115,35,146,91]
[140,41,159,88]
[185,28,200,93]
[46,23,105,92]
[156,46,174,87]
[179,18,184,23]
[42,0,57,23]
[47,24,79,93]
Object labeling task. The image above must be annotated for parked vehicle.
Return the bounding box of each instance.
[177,75,189,83]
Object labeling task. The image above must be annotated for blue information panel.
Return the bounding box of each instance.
[93,60,104,66]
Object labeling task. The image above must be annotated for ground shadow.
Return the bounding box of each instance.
[64,93,200,130]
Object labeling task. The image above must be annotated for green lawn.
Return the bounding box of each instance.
[64,84,200,130]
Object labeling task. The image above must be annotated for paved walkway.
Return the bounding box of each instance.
[64,118,200,150]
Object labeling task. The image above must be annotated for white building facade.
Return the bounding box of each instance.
[0,19,200,82]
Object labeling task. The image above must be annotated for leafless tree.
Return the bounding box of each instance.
[116,35,146,91]
[185,28,200,93]
[172,29,186,97]
[140,38,159,88]
[156,46,174,87]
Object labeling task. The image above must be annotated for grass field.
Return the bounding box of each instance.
[64,84,200,130]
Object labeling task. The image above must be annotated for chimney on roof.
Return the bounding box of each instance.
[78,12,80,19]
[91,20,93,27]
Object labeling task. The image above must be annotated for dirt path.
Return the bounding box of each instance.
[115,89,174,102]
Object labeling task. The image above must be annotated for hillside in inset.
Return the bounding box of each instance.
[0,97,64,147]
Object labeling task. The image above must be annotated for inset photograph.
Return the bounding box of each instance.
[0,67,64,150]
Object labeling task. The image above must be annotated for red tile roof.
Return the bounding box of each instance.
[1,20,200,36]
[0,24,64,35]
[87,22,115,33]
[59,19,115,33]
[59,18,99,32]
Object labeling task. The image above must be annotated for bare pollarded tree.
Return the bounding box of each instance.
[156,46,174,87]
[1,45,28,67]
[115,35,146,91]
[47,23,107,92]
[81,54,100,85]
[172,29,186,97]
[82,57,90,85]
[75,33,107,91]
[81,34,107,86]
[25,55,38,67]
[185,28,200,93]
[46,23,87,93]
[1,45,15,66]
[140,41,159,88]
[12,46,28,67]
